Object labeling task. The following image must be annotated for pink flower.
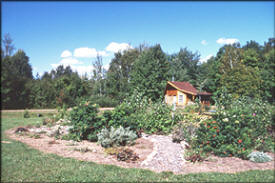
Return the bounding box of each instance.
[253,113,256,116]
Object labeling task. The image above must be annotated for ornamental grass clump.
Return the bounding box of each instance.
[97,126,137,148]
[248,151,273,163]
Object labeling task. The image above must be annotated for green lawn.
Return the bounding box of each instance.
[1,111,274,182]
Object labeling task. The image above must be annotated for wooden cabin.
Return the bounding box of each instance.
[164,81,212,107]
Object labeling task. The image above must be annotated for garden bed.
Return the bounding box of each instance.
[5,126,275,175]
[5,127,153,170]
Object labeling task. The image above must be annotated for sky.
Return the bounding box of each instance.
[2,1,274,78]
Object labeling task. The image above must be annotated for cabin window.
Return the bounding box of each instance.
[179,95,183,103]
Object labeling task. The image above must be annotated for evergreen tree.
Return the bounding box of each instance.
[130,44,170,101]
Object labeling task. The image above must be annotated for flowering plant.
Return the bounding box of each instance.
[193,91,273,159]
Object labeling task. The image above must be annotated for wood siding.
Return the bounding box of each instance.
[166,90,177,96]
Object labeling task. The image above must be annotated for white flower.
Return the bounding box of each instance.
[223,118,229,122]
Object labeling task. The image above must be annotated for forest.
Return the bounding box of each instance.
[1,34,274,109]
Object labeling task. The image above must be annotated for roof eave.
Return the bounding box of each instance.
[167,81,197,95]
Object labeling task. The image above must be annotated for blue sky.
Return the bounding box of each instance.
[2,1,274,78]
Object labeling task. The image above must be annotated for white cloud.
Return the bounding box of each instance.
[61,50,72,58]
[74,47,98,58]
[201,40,207,46]
[51,58,82,69]
[200,54,213,63]
[106,42,133,53]
[60,57,83,65]
[71,65,94,76]
[103,64,110,71]
[216,38,239,45]
[51,62,94,78]
[97,51,109,57]
[73,47,108,58]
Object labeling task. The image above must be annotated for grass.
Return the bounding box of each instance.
[1,111,275,182]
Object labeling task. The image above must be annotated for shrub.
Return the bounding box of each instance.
[204,105,211,112]
[42,118,55,125]
[89,96,119,107]
[183,104,200,113]
[97,126,137,148]
[172,124,185,143]
[106,102,138,131]
[193,91,273,159]
[35,123,41,128]
[56,105,69,121]
[69,100,103,141]
[100,90,183,135]
[248,151,273,163]
[172,114,207,144]
[142,102,176,134]
[23,110,30,118]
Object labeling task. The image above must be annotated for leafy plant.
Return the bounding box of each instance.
[194,91,273,159]
[23,110,30,118]
[172,114,206,144]
[184,148,208,163]
[42,117,55,125]
[117,148,139,162]
[69,100,104,141]
[104,147,121,155]
[183,104,200,113]
[56,105,69,121]
[247,151,273,163]
[97,126,137,148]
[172,124,185,143]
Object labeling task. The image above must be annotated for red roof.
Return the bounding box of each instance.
[168,81,198,94]
[167,81,212,96]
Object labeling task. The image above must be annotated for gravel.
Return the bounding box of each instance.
[141,133,186,173]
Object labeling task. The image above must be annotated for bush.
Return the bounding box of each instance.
[23,110,30,118]
[172,114,208,144]
[106,102,138,131]
[142,102,176,134]
[172,124,185,143]
[89,96,119,107]
[69,100,104,142]
[56,105,69,121]
[183,104,200,113]
[100,90,183,135]
[193,91,273,159]
[248,151,273,163]
[97,126,137,148]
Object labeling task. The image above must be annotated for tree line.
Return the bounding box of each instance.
[1,33,274,109]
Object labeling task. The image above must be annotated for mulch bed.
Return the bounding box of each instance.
[4,127,275,175]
